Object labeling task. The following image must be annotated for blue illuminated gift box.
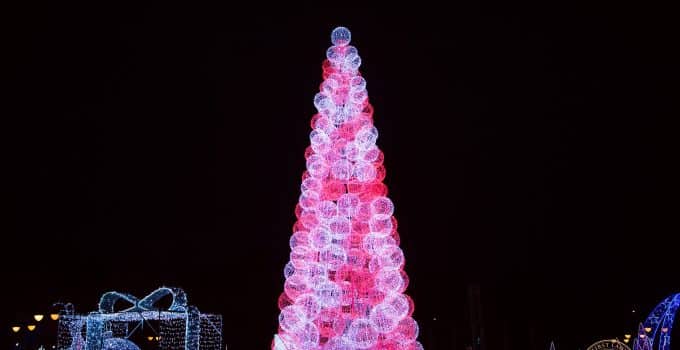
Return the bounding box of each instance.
[57,287,222,350]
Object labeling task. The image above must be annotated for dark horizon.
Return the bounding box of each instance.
[2,2,678,349]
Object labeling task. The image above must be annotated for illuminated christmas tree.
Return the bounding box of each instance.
[272,27,422,350]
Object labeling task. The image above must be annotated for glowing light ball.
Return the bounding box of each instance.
[102,338,141,350]
[274,26,422,349]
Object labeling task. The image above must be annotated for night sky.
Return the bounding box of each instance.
[2,2,678,350]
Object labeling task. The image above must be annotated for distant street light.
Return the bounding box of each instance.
[147,336,153,341]
[11,326,21,333]
[34,314,44,322]
[662,328,669,333]
[50,314,59,321]
[624,334,631,339]
[27,325,37,331]
[644,327,652,333]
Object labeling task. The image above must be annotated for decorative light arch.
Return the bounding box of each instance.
[635,293,680,350]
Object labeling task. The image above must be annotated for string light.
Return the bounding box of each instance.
[273,26,423,350]
[55,287,222,350]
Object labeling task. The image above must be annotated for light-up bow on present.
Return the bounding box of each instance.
[98,286,188,313]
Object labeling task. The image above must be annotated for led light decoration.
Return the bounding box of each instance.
[272,26,423,350]
[634,293,680,350]
[56,287,222,350]
[102,338,140,350]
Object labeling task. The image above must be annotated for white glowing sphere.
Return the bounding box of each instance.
[337,193,360,218]
[362,232,392,255]
[326,46,343,62]
[299,189,319,209]
[393,317,419,343]
[301,177,321,192]
[319,244,347,270]
[355,126,378,150]
[317,200,338,220]
[290,245,315,268]
[344,46,358,60]
[314,280,342,307]
[279,305,307,332]
[309,226,332,249]
[385,294,411,319]
[294,293,321,321]
[310,130,331,154]
[350,76,366,92]
[353,161,377,183]
[344,319,378,349]
[328,216,352,238]
[378,245,404,271]
[321,78,339,95]
[297,262,328,281]
[348,55,362,70]
[331,159,352,181]
[331,109,349,125]
[350,89,367,104]
[284,261,295,279]
[368,215,393,236]
[371,197,394,218]
[102,338,140,350]
[360,146,379,163]
[375,269,404,294]
[314,93,334,111]
[369,303,400,334]
[289,231,309,249]
[305,155,328,178]
[331,27,351,46]
[295,322,320,348]
[284,274,310,299]
[341,142,361,161]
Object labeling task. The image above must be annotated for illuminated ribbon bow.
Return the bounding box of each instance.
[98,286,188,313]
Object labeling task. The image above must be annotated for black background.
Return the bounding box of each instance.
[2,2,678,349]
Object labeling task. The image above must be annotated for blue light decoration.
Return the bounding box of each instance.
[633,293,680,350]
[56,287,222,350]
[102,338,140,350]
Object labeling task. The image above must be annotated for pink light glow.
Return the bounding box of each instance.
[273,26,422,350]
